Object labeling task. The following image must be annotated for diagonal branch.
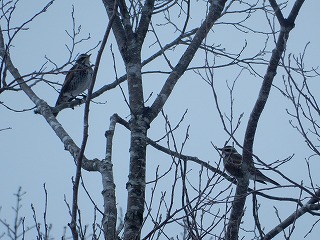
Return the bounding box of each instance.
[148,0,228,122]
[136,0,155,47]
[268,0,285,24]
[226,1,306,239]
[55,28,198,111]
[0,23,99,173]
[102,0,128,59]
[263,189,320,239]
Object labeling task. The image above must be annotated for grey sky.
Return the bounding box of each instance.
[1,0,320,239]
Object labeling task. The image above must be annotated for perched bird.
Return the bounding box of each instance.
[218,146,280,186]
[54,54,93,116]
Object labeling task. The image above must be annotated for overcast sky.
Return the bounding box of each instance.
[1,1,320,239]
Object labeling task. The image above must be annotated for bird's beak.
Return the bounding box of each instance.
[217,148,223,151]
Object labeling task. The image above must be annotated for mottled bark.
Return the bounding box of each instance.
[101,114,118,239]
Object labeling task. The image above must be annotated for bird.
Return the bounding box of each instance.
[54,53,93,116]
[218,146,280,186]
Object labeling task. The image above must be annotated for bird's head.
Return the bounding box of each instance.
[218,145,238,157]
[76,53,91,65]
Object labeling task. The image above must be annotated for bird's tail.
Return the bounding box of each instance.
[253,169,280,186]
[264,175,280,186]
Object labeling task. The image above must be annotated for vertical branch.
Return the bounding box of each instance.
[69,2,118,239]
[124,1,227,238]
[101,114,119,239]
[119,1,154,239]
[252,193,264,238]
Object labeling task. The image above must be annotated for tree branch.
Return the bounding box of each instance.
[136,0,155,47]
[264,189,320,239]
[149,0,228,122]
[226,1,306,239]
[0,16,99,173]
[69,1,117,238]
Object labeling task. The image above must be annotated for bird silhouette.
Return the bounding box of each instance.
[54,54,93,116]
[218,146,280,186]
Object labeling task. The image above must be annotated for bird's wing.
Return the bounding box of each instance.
[55,65,78,106]
[60,64,78,93]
